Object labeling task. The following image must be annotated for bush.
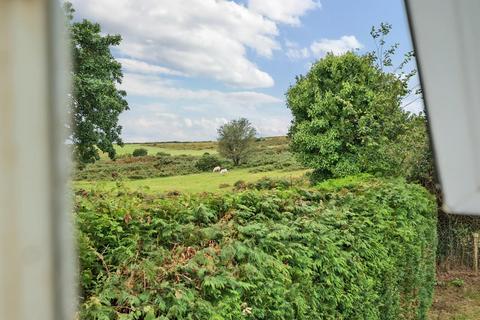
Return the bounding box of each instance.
[287,52,410,181]
[132,148,148,157]
[156,151,171,157]
[76,176,436,319]
[195,153,222,171]
[240,148,304,172]
[247,176,291,190]
[233,179,247,191]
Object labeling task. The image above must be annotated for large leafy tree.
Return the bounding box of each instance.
[217,118,257,166]
[64,2,129,164]
[287,24,417,181]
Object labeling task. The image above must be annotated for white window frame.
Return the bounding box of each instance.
[405,0,480,215]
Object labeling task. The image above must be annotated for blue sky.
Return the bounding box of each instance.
[72,0,422,142]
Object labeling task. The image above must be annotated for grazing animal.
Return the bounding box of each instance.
[213,166,221,173]
[220,168,228,174]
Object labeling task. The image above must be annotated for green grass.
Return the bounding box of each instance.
[102,144,217,158]
[74,168,308,194]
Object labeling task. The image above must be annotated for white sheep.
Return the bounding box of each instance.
[213,166,221,173]
[220,168,228,174]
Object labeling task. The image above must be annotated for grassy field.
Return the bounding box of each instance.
[75,168,308,194]
[77,136,303,182]
[102,137,289,158]
[105,144,216,157]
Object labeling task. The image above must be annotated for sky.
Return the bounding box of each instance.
[71,0,423,142]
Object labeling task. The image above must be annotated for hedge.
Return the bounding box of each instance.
[76,176,436,319]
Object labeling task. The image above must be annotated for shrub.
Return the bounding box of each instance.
[248,176,291,190]
[450,278,464,288]
[233,179,247,191]
[240,148,304,172]
[155,156,174,166]
[166,190,181,197]
[156,151,171,157]
[76,176,436,319]
[127,174,147,180]
[195,153,222,171]
[286,52,411,181]
[132,148,148,157]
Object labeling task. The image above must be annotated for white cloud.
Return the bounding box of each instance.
[286,48,310,59]
[310,35,363,57]
[248,0,320,26]
[184,118,193,128]
[117,58,185,76]
[122,113,229,141]
[285,41,311,59]
[120,103,291,142]
[71,0,284,88]
[121,73,282,107]
[253,117,291,136]
[285,35,363,60]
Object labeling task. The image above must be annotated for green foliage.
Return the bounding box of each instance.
[233,180,247,191]
[195,153,222,172]
[218,118,257,166]
[449,278,465,288]
[76,176,436,319]
[286,24,421,182]
[244,176,300,191]
[369,23,416,82]
[315,173,373,190]
[74,154,200,181]
[64,2,129,164]
[241,148,304,173]
[132,148,148,157]
[156,152,171,157]
[394,115,436,193]
[287,51,410,181]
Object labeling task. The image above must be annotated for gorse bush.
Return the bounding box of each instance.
[195,153,222,171]
[132,148,148,157]
[76,176,436,319]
